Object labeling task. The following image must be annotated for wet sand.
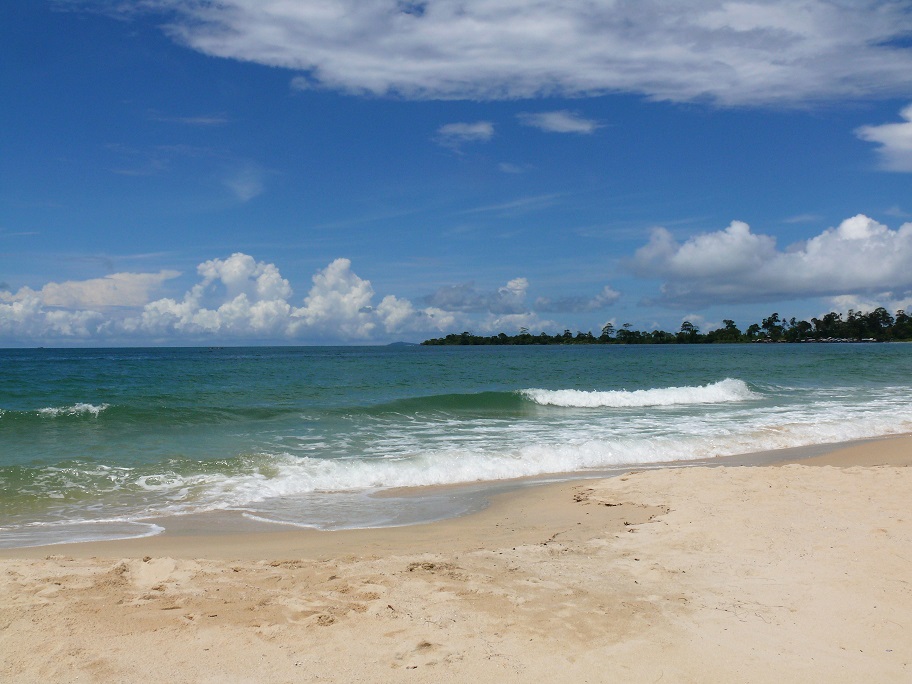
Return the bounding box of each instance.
[2,435,911,682]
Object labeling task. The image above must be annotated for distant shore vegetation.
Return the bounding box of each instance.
[422,308,912,346]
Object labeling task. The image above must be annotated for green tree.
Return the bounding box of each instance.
[865,307,894,340]
[761,313,784,340]
[677,321,700,343]
[707,319,741,343]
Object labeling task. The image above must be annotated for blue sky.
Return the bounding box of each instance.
[2,0,912,345]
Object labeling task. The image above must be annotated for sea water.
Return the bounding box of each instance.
[2,344,911,547]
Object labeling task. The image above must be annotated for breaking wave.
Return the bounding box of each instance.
[521,378,756,408]
[37,403,110,418]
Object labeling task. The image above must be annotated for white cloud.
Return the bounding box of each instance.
[149,111,229,126]
[423,277,529,314]
[856,104,912,172]
[518,111,599,134]
[884,206,911,218]
[783,213,822,224]
[636,221,778,281]
[480,312,558,335]
[0,270,180,310]
[535,285,620,313]
[633,215,912,305]
[149,0,912,105]
[290,75,315,92]
[496,278,529,313]
[197,253,291,301]
[38,271,181,308]
[128,255,459,341]
[133,253,295,336]
[458,194,560,216]
[224,165,266,202]
[435,121,494,148]
[5,253,598,342]
[678,314,712,334]
[828,293,897,316]
[291,258,377,338]
[498,162,529,174]
[374,294,418,333]
[0,291,105,339]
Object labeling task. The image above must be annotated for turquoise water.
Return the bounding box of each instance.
[2,344,911,547]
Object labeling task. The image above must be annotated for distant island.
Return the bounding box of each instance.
[422,307,912,345]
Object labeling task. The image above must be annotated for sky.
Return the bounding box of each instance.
[2,0,912,346]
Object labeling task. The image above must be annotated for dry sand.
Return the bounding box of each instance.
[2,436,911,683]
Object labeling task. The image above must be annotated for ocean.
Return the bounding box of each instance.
[2,343,911,548]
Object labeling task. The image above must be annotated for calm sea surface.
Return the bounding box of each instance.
[2,344,911,547]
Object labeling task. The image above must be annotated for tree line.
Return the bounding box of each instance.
[421,307,912,346]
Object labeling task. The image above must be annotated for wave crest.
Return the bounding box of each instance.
[37,403,110,418]
[520,378,756,408]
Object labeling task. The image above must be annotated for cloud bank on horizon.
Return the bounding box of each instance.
[3,215,910,344]
[151,0,912,105]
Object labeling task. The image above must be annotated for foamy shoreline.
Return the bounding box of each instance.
[2,434,910,682]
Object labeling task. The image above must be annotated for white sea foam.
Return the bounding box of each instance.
[7,394,912,546]
[0,521,164,549]
[521,378,756,408]
[11,381,912,541]
[180,405,912,513]
[38,403,110,417]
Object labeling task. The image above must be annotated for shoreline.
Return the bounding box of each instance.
[1,432,909,559]
[2,434,910,682]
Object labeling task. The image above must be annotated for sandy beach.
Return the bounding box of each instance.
[2,435,911,683]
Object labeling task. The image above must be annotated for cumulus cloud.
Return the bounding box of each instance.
[633,215,912,305]
[0,254,469,343]
[1,270,181,340]
[291,258,377,338]
[147,0,912,105]
[535,285,620,313]
[518,111,599,134]
[127,254,464,340]
[2,252,600,342]
[0,292,105,339]
[856,104,912,172]
[435,121,494,148]
[198,253,291,301]
[131,253,296,337]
